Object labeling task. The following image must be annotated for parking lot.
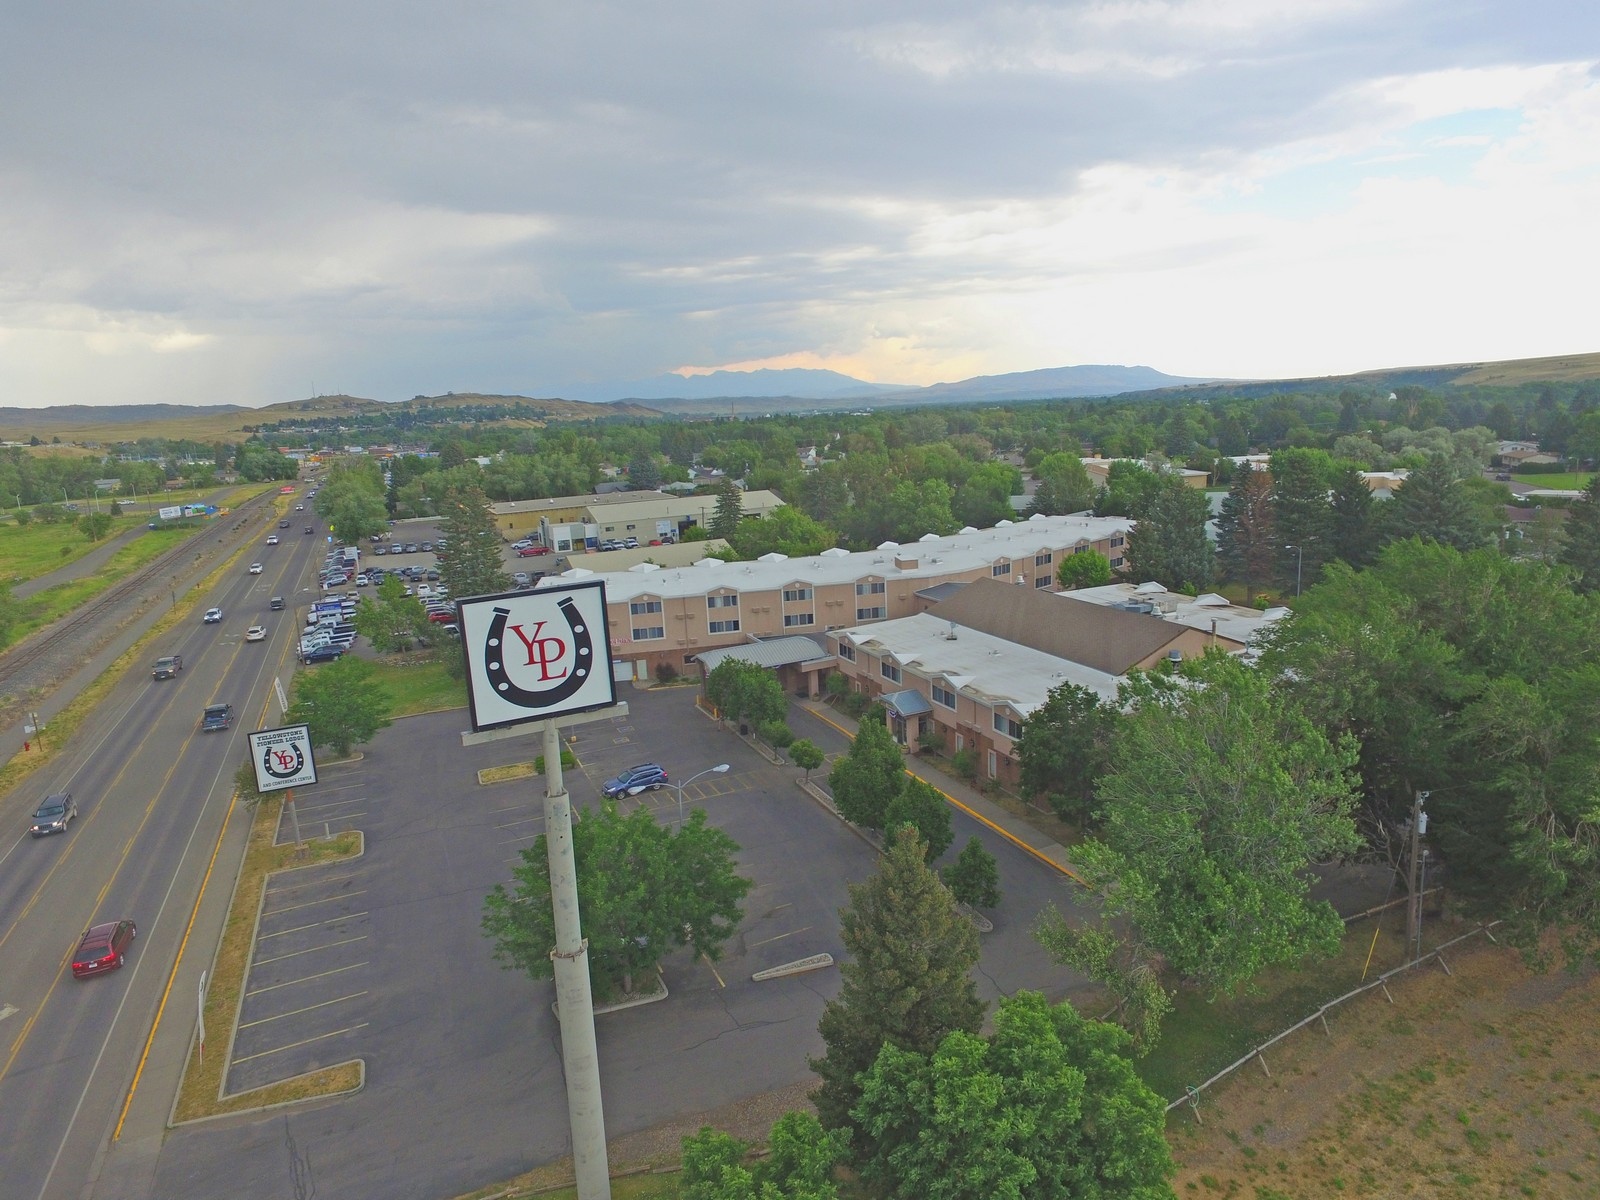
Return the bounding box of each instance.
[170,685,1090,1200]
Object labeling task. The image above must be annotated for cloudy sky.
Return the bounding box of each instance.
[4,2,1598,409]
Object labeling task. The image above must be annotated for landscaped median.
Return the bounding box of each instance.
[170,791,364,1123]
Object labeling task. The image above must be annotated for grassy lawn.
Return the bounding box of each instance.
[5,524,203,643]
[1513,471,1593,490]
[365,654,469,716]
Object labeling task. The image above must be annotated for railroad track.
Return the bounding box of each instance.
[0,489,280,719]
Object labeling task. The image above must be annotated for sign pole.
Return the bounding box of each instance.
[542,717,611,1199]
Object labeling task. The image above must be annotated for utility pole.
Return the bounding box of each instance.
[1406,790,1429,961]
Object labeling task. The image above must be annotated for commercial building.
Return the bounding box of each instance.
[490,489,785,551]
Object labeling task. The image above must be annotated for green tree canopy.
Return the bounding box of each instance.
[1056,549,1113,590]
[942,837,1000,909]
[1015,681,1118,824]
[828,714,905,832]
[711,479,745,539]
[285,654,394,757]
[354,575,431,652]
[884,776,954,862]
[1214,463,1275,602]
[1559,475,1600,593]
[679,1113,845,1200]
[436,484,510,600]
[1077,653,1362,997]
[1120,475,1214,591]
[851,990,1174,1200]
[706,658,788,729]
[482,802,752,1000]
[811,826,983,1138]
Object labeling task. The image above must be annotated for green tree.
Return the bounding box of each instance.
[0,584,19,649]
[851,990,1174,1200]
[953,462,1021,528]
[706,658,788,730]
[354,575,431,652]
[317,460,389,544]
[1120,476,1213,590]
[1269,448,1337,591]
[436,484,510,600]
[942,837,1000,909]
[1559,475,1600,593]
[1056,549,1112,590]
[482,802,752,1000]
[827,714,905,832]
[728,505,838,559]
[790,738,824,780]
[1214,463,1276,602]
[883,478,958,542]
[679,1113,845,1200]
[1015,681,1117,824]
[711,479,745,539]
[1032,451,1099,515]
[285,655,394,757]
[1077,653,1362,996]
[1382,454,1496,553]
[1327,462,1379,569]
[811,826,983,1138]
[884,777,954,862]
[628,454,663,491]
[77,511,114,541]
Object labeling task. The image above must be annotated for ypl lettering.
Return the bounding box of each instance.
[507,620,568,681]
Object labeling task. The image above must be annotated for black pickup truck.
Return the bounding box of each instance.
[152,655,183,680]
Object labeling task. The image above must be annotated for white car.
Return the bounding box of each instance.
[249,563,263,574]
[245,625,267,642]
[203,607,223,624]
[266,534,279,545]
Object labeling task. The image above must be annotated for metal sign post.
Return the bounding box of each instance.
[458,580,619,1200]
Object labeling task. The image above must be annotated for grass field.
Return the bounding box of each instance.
[365,654,468,716]
[3,524,202,644]
[1514,472,1593,490]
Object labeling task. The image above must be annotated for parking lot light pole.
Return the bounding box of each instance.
[674,763,730,828]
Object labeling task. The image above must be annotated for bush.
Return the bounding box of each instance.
[951,748,979,782]
[840,690,870,720]
[758,719,795,749]
[825,671,850,700]
[917,727,944,756]
[655,661,679,684]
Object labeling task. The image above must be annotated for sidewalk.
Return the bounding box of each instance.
[790,697,1085,886]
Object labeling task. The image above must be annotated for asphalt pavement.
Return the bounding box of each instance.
[0,498,326,1200]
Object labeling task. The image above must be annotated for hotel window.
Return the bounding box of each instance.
[1110,534,1125,548]
[1111,556,1124,569]
[881,661,901,683]
[707,593,740,609]
[783,586,813,602]
[991,560,1012,577]
[931,682,957,708]
[855,580,886,596]
[992,712,1023,739]
[838,641,856,661]
[631,625,665,640]
[1035,574,1052,588]
[1034,552,1052,566]
[783,613,814,627]
[856,606,886,621]
[708,619,741,634]
[629,599,662,616]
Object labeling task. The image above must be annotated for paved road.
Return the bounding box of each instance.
[0,493,324,1200]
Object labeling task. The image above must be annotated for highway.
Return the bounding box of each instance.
[0,494,325,1200]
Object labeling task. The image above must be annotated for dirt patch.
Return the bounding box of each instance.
[1167,941,1600,1198]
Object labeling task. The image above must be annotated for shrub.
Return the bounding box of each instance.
[951,748,979,782]
[655,661,679,684]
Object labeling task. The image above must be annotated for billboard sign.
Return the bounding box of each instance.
[247,724,318,792]
[458,579,617,733]
[158,505,182,520]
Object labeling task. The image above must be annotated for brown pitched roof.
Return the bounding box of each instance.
[930,576,1187,675]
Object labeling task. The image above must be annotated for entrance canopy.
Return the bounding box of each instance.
[881,689,933,719]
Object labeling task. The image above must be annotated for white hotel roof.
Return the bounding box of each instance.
[835,612,1123,712]
[542,513,1135,605]
[1059,581,1289,646]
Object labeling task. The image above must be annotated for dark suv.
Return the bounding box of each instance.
[31,793,78,837]
[201,703,234,732]
[152,655,183,679]
[602,763,669,798]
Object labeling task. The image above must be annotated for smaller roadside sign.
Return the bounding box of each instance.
[247,724,318,793]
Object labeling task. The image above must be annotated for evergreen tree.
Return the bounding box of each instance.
[1328,462,1379,570]
[1559,476,1600,593]
[811,826,983,1139]
[436,484,510,601]
[1214,463,1275,602]
[828,715,905,832]
[711,478,744,539]
[884,777,954,862]
[1383,454,1496,553]
[1121,475,1213,591]
[1268,448,1336,592]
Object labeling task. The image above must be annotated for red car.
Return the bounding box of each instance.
[72,920,137,978]
[516,544,549,557]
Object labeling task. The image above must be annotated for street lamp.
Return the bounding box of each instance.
[673,763,730,828]
[1284,543,1305,597]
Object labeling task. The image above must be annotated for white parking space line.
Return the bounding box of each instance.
[266,870,364,896]
[749,926,813,949]
[291,796,366,815]
[495,816,544,830]
[239,990,368,1030]
[265,890,368,917]
[252,934,369,967]
[246,962,369,998]
[232,1023,370,1065]
[258,912,370,940]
